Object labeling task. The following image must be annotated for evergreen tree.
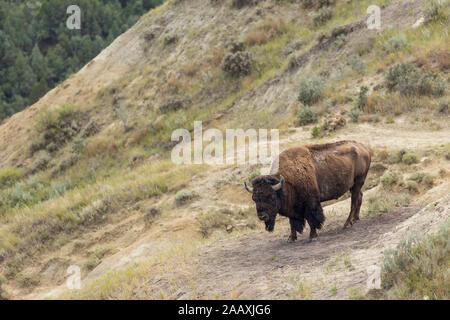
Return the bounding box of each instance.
[0,0,166,121]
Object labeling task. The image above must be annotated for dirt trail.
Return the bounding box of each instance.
[135,192,449,300]
[189,207,418,299]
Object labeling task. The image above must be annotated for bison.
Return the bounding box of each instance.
[244,140,371,242]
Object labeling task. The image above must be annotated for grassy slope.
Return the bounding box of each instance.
[0,0,449,299]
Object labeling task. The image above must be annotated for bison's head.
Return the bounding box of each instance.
[244,175,284,232]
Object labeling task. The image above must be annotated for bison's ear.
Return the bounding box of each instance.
[272,175,284,191]
[244,182,253,193]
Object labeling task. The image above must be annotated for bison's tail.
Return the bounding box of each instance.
[309,202,325,230]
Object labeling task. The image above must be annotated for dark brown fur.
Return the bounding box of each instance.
[247,140,371,242]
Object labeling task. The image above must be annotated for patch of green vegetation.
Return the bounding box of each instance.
[297,106,318,126]
[30,104,83,156]
[289,277,311,300]
[311,125,322,138]
[330,284,337,295]
[84,246,116,271]
[348,287,365,300]
[401,153,418,165]
[297,77,325,106]
[312,7,333,27]
[0,175,72,214]
[197,210,232,238]
[0,168,23,189]
[366,191,410,216]
[175,189,195,206]
[384,33,409,53]
[405,180,419,193]
[381,222,450,299]
[356,86,369,109]
[380,171,398,187]
[17,273,40,288]
[347,107,362,123]
[424,0,449,24]
[385,62,446,97]
[408,172,434,187]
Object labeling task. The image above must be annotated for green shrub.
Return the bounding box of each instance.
[366,191,410,216]
[424,0,449,23]
[162,33,177,45]
[349,54,366,73]
[29,150,51,173]
[381,171,398,186]
[405,180,419,193]
[143,205,161,226]
[385,62,446,96]
[0,175,72,212]
[312,7,333,26]
[0,168,23,188]
[348,107,362,123]
[311,125,321,138]
[381,222,450,299]
[297,77,325,106]
[401,153,418,165]
[84,245,115,270]
[50,179,72,199]
[408,172,434,187]
[357,86,369,109]
[385,34,409,53]
[175,189,195,205]
[72,138,85,154]
[297,106,318,125]
[387,149,407,164]
[31,104,83,155]
[17,274,40,288]
[197,210,232,237]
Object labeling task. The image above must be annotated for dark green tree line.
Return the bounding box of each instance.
[0,0,164,121]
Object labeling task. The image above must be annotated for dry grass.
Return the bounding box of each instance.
[166,73,183,94]
[181,62,199,77]
[208,47,225,67]
[434,49,450,70]
[244,16,288,46]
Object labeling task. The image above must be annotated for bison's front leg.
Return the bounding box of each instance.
[287,217,305,243]
[287,220,297,243]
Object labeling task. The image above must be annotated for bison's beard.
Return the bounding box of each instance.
[265,218,275,232]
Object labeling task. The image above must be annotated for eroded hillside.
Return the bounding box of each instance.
[0,0,449,299]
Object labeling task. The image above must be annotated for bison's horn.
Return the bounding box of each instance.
[244,182,253,193]
[272,175,285,191]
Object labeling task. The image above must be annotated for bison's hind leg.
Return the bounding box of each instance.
[344,182,364,228]
[305,202,324,241]
[306,219,319,242]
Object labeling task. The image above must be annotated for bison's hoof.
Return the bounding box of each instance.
[308,238,318,243]
[286,237,297,243]
[343,221,353,229]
